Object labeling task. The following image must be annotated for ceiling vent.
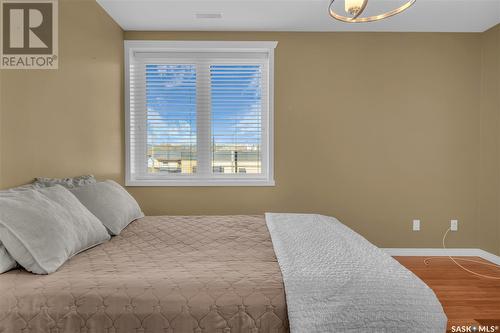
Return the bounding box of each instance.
[195,12,223,19]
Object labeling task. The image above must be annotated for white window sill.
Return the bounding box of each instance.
[125,179,276,187]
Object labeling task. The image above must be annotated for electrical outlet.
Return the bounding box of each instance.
[412,219,420,231]
[450,219,458,231]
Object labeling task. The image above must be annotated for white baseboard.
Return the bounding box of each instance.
[476,249,500,265]
[383,248,500,265]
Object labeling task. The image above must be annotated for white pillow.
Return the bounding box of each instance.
[0,244,16,274]
[0,185,110,274]
[69,180,144,235]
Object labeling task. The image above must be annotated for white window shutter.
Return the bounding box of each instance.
[125,41,277,186]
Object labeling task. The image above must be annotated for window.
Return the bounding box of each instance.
[125,41,277,186]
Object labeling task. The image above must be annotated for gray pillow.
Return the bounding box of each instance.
[0,245,16,274]
[0,185,110,274]
[34,175,96,188]
[0,184,38,193]
[0,184,36,273]
[0,183,45,274]
[69,180,144,235]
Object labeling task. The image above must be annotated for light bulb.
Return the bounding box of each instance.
[345,0,364,15]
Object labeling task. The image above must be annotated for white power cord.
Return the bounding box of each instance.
[423,228,500,280]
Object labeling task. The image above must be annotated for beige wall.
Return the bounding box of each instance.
[0,61,3,189]
[479,24,500,255]
[497,25,500,256]
[0,0,123,188]
[124,31,491,252]
[1,1,500,253]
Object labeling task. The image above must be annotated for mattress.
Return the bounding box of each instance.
[0,215,289,333]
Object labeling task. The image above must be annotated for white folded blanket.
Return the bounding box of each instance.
[265,213,447,333]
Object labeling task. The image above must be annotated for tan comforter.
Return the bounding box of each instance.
[0,215,289,333]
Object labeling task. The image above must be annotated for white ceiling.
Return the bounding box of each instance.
[97,0,500,32]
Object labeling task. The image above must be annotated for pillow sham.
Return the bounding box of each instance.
[34,175,96,188]
[69,180,144,235]
[0,244,16,274]
[0,185,110,274]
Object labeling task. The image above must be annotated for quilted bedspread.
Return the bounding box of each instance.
[0,215,289,333]
[266,213,447,333]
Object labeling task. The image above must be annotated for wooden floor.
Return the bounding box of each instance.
[394,256,500,332]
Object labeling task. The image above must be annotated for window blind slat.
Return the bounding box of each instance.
[144,64,197,175]
[210,64,263,175]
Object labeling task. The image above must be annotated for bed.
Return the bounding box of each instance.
[0,215,288,333]
[0,214,447,333]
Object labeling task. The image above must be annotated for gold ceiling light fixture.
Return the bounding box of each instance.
[329,0,416,23]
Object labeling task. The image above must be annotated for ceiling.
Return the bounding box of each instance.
[97,0,500,33]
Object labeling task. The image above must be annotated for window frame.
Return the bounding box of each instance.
[124,40,277,187]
